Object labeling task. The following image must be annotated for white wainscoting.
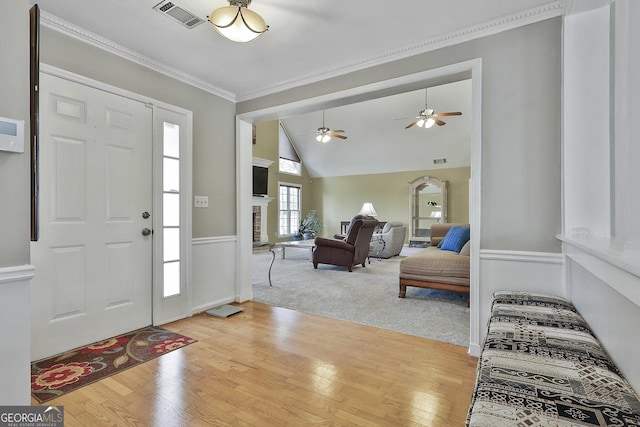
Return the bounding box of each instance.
[470,250,564,355]
[191,236,237,314]
[0,264,35,405]
[563,239,640,393]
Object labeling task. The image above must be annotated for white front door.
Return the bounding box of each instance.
[31,73,153,360]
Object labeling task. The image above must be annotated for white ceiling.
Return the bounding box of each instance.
[32,0,564,177]
[280,79,472,177]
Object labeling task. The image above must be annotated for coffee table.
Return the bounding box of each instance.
[279,239,316,260]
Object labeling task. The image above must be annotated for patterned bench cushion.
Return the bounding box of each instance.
[466,291,640,427]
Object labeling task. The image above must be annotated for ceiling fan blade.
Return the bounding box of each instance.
[331,130,345,133]
[332,134,348,139]
[437,112,462,117]
[405,120,419,129]
[434,118,446,126]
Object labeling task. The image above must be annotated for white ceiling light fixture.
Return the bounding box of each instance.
[208,0,268,43]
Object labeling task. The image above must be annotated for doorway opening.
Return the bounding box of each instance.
[237,59,483,353]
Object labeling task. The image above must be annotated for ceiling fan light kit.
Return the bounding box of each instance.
[314,110,347,143]
[405,89,462,129]
[316,131,331,143]
[208,0,268,43]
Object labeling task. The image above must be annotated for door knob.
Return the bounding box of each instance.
[142,211,150,219]
[141,228,152,236]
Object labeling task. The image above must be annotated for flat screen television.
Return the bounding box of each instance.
[253,165,268,196]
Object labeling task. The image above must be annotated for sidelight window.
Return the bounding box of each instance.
[162,122,181,298]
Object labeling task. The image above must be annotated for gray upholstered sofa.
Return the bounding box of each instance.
[369,222,406,259]
[398,223,470,298]
[466,291,640,426]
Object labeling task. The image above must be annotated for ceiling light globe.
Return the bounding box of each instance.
[209,5,268,43]
[316,134,331,143]
[416,119,426,128]
[425,118,436,128]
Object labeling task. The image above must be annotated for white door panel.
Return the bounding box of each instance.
[31,73,153,360]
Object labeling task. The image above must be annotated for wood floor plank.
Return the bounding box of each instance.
[33,302,477,426]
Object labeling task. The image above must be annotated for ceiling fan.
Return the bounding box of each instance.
[404,89,462,129]
[314,110,347,143]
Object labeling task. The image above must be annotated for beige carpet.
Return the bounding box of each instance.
[252,246,470,347]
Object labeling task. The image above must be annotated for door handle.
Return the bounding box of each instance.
[141,228,152,236]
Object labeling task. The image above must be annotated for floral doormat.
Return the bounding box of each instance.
[31,326,196,403]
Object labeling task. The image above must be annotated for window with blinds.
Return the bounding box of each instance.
[279,121,301,175]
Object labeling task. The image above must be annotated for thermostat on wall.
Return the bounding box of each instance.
[0,117,25,153]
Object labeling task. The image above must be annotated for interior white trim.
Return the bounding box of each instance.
[193,236,236,246]
[0,264,34,405]
[562,237,640,307]
[480,249,564,264]
[39,3,564,102]
[0,265,36,285]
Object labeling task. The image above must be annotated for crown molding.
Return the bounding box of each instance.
[39,2,565,104]
[236,1,566,102]
[39,11,236,102]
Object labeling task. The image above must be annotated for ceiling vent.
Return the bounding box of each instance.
[433,158,447,165]
[153,1,204,29]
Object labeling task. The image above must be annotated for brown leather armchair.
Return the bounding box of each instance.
[313,217,378,271]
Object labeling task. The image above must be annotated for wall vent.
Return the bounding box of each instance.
[433,158,447,164]
[153,1,204,29]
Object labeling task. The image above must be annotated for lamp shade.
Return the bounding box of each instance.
[209,2,268,43]
[358,202,377,217]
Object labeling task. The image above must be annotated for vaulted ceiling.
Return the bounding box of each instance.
[280,79,472,177]
[32,0,564,177]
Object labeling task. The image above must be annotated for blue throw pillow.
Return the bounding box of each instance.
[439,226,470,253]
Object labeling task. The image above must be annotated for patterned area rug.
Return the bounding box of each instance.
[31,326,196,403]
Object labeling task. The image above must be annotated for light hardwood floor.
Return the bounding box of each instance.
[34,302,478,426]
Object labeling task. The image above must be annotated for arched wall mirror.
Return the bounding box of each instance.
[408,176,448,246]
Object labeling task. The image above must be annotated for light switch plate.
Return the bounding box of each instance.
[194,196,208,208]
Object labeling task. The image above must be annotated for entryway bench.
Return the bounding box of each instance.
[466,291,640,426]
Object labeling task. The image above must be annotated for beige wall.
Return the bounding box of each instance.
[39,27,237,238]
[311,168,470,239]
[239,18,562,253]
[0,1,31,267]
[253,121,314,242]
[254,121,469,241]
